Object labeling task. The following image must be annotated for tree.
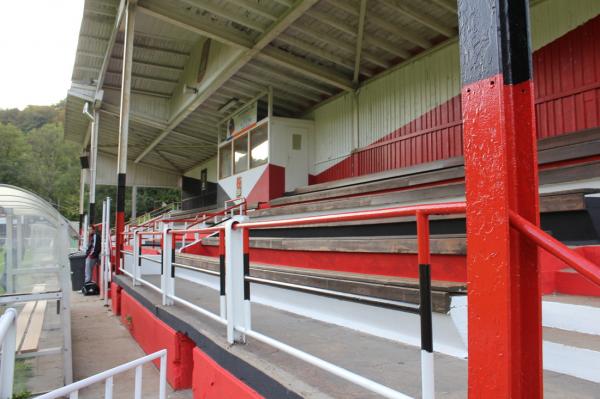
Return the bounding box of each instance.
[0,100,181,221]
[26,123,80,218]
[0,123,31,186]
[0,103,63,132]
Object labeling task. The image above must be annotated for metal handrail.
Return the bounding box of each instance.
[0,308,18,399]
[164,199,246,227]
[509,211,600,287]
[131,201,467,399]
[237,202,466,229]
[35,349,167,399]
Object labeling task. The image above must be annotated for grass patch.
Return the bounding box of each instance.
[12,360,32,398]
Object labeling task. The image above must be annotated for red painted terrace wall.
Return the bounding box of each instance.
[111,282,122,315]
[183,242,600,297]
[120,290,195,389]
[192,348,263,399]
[314,16,600,183]
[111,284,270,398]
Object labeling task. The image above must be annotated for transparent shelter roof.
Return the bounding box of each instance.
[0,184,75,392]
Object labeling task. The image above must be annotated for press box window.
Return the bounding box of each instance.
[250,125,268,168]
[234,135,249,174]
[219,144,232,179]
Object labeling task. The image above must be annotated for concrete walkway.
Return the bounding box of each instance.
[71,293,192,399]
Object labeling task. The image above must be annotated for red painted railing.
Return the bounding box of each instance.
[509,211,600,287]
[163,198,247,229]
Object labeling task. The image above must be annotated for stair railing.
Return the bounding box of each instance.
[0,308,17,399]
[509,211,600,287]
[34,349,167,399]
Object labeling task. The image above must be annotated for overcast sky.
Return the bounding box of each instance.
[0,0,84,110]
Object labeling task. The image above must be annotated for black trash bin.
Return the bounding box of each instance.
[68,252,87,291]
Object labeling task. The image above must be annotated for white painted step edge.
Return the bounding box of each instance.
[542,300,600,336]
[543,341,600,383]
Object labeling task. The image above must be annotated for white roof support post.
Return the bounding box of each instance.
[115,0,136,275]
[96,0,127,100]
[353,0,367,84]
[117,1,136,178]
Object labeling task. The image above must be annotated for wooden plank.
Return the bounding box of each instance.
[20,298,47,353]
[537,127,600,151]
[174,253,466,292]
[273,128,600,208]
[202,235,467,255]
[287,157,465,197]
[15,284,45,352]
[252,182,466,218]
[15,301,36,352]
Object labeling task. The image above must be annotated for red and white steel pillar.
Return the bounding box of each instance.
[457,0,542,397]
[115,0,136,274]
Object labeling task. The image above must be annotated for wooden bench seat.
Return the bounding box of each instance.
[201,234,467,255]
[15,284,47,354]
[283,127,600,201]
[175,253,465,314]
[271,128,600,210]
[251,181,600,222]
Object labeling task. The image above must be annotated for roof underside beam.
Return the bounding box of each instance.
[353,0,367,83]
[134,0,346,164]
[96,0,126,101]
[380,0,455,38]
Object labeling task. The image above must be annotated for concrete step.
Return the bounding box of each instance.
[543,327,600,383]
[543,294,600,335]
[174,253,465,314]
[541,294,600,382]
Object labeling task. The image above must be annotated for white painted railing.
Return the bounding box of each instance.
[116,215,427,399]
[34,349,167,399]
[0,308,18,399]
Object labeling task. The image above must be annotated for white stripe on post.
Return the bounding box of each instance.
[159,352,167,399]
[421,350,434,399]
[134,365,142,399]
[224,215,249,344]
[105,376,113,399]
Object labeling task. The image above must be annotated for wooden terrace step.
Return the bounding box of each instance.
[174,253,465,314]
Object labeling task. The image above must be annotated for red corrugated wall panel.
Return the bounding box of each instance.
[534,15,600,138]
[313,16,600,184]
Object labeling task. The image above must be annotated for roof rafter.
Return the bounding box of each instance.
[224,0,278,21]
[380,0,456,37]
[259,46,352,91]
[134,0,339,164]
[276,34,359,73]
[95,0,126,100]
[137,1,254,49]
[306,9,357,37]
[178,0,268,33]
[233,72,322,103]
[353,0,368,83]
[288,24,391,69]
[367,12,431,50]
[227,76,311,112]
[431,0,458,14]
[320,0,411,59]
[77,50,185,73]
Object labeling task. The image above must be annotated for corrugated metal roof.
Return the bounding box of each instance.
[66,0,460,173]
